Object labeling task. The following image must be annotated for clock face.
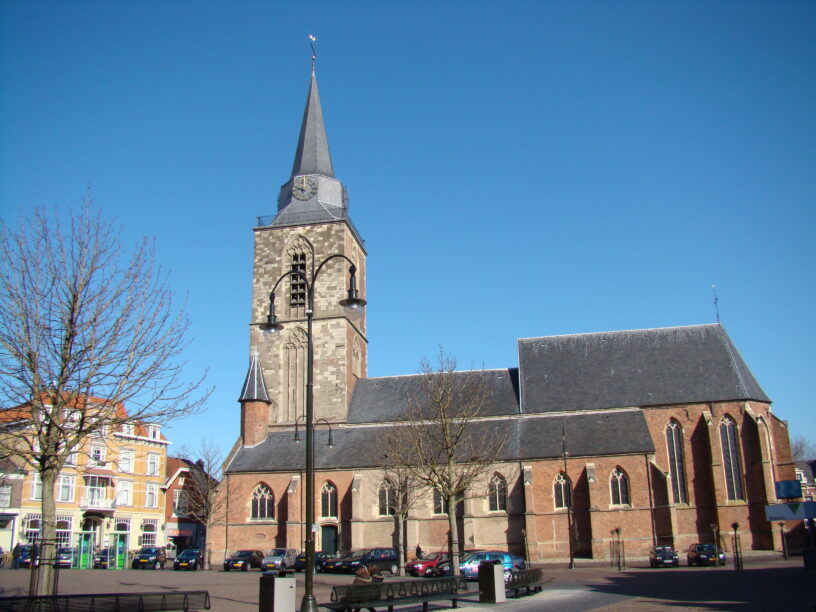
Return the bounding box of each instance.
[292,175,317,200]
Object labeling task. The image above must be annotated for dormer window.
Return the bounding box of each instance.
[146,425,160,440]
[122,423,135,436]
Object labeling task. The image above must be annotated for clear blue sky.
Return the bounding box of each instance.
[1,1,814,457]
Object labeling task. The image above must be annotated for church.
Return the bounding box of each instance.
[209,66,795,564]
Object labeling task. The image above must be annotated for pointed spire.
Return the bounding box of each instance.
[290,72,335,178]
[239,350,270,403]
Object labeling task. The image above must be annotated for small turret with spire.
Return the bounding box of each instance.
[239,350,271,447]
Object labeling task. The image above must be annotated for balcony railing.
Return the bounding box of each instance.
[79,496,114,511]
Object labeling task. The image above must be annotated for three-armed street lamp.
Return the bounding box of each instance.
[262,254,365,612]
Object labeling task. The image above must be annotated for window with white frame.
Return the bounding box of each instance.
[114,518,131,533]
[57,475,75,502]
[488,473,507,512]
[147,454,159,476]
[720,416,745,501]
[145,483,159,508]
[89,445,106,467]
[321,482,337,518]
[116,480,133,506]
[56,516,73,546]
[119,449,134,473]
[146,425,160,440]
[665,420,688,504]
[610,468,630,505]
[0,485,11,508]
[31,473,43,500]
[554,472,572,509]
[122,423,135,436]
[378,480,396,516]
[141,519,158,545]
[24,514,41,543]
[173,489,188,516]
[65,448,78,466]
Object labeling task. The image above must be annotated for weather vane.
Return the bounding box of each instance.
[309,34,317,73]
[712,284,720,324]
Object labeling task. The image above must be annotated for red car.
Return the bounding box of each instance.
[406,552,450,577]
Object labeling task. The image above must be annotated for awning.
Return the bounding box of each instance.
[84,468,115,478]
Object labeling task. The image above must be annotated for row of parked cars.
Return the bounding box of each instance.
[649,543,727,568]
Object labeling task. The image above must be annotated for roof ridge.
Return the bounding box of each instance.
[519,323,719,343]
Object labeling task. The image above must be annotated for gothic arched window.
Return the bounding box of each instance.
[321,482,337,518]
[488,473,507,512]
[720,416,745,500]
[378,480,396,516]
[665,420,688,504]
[251,484,274,520]
[554,472,571,509]
[610,468,630,505]
[433,489,448,515]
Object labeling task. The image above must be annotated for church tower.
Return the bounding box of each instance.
[245,67,367,441]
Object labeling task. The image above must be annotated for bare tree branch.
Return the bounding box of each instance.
[0,199,211,594]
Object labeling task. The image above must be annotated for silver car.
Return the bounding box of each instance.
[261,548,299,571]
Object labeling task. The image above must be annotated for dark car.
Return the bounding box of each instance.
[407,551,450,577]
[332,548,400,575]
[320,550,355,573]
[687,543,726,566]
[649,546,679,568]
[294,551,335,572]
[173,549,203,571]
[93,547,117,569]
[55,547,74,569]
[17,545,38,568]
[131,546,167,569]
[223,549,264,572]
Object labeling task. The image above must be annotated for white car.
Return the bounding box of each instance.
[261,548,299,571]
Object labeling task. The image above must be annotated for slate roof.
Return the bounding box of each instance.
[519,324,769,413]
[225,410,654,474]
[345,369,520,424]
[290,71,334,178]
[239,352,270,403]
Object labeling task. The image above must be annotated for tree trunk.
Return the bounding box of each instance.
[447,494,460,576]
[36,468,58,596]
[395,515,405,576]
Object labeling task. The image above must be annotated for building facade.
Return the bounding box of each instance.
[4,402,169,568]
[209,68,798,564]
[163,457,207,553]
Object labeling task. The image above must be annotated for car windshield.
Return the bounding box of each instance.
[233,550,253,558]
[698,544,717,552]
[178,550,200,559]
[58,548,73,554]
[654,547,674,553]
[96,548,115,555]
[427,552,447,560]
[349,550,371,559]
[269,549,288,556]
[140,548,160,554]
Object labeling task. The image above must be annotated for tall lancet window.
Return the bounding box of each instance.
[665,420,688,504]
[251,484,274,520]
[720,416,745,500]
[290,252,306,307]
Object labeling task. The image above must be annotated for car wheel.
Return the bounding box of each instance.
[503,569,513,583]
[154,561,160,570]
[390,563,399,576]
[242,563,249,572]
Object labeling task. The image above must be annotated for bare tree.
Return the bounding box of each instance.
[378,436,424,576]
[0,200,209,595]
[791,435,816,461]
[176,439,223,568]
[383,350,509,576]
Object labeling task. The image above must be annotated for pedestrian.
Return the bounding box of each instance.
[11,543,21,569]
[415,544,423,559]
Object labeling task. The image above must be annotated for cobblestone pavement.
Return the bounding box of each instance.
[0,556,811,611]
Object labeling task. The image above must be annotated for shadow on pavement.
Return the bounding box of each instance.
[583,566,812,611]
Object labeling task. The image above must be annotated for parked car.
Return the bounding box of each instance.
[433,551,524,581]
[320,550,355,573]
[649,546,679,568]
[93,547,117,569]
[173,549,204,571]
[131,546,167,569]
[294,551,335,572]
[55,547,74,569]
[261,548,299,571]
[223,549,264,572]
[330,548,400,575]
[428,550,487,577]
[687,543,726,566]
[407,551,450,577]
[17,545,38,568]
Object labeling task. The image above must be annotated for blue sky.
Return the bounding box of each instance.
[1,1,814,457]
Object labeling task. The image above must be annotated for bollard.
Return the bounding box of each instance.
[478,561,506,604]
[259,570,296,612]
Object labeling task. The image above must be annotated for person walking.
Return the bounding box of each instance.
[415,544,423,559]
[11,543,21,569]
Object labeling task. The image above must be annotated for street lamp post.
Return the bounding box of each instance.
[778,521,787,560]
[263,255,365,612]
[561,426,575,569]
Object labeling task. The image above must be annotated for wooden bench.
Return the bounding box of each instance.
[505,567,551,598]
[0,590,211,612]
[323,576,478,611]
